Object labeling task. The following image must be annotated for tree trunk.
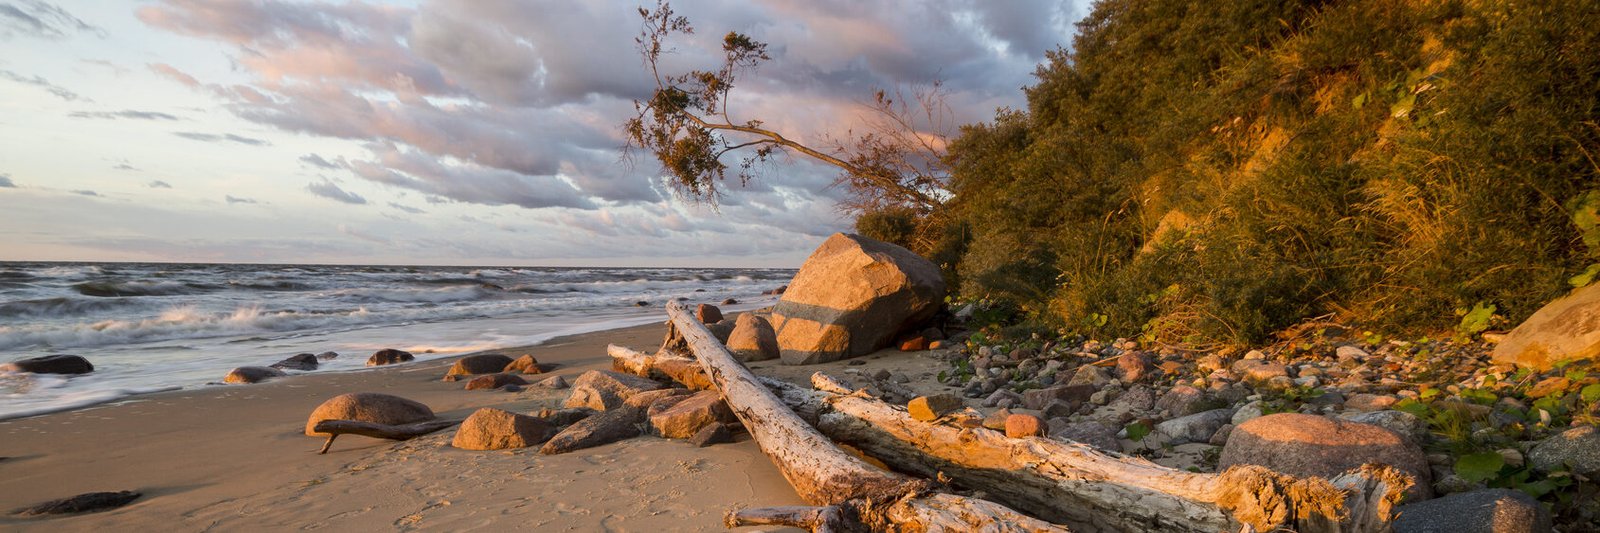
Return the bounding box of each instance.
[611,337,1406,532]
[662,301,1066,532]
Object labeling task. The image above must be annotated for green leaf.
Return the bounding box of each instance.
[1457,301,1497,337]
[1419,387,1440,401]
[1571,264,1600,288]
[1566,369,1588,382]
[1455,452,1505,484]
[1395,398,1429,417]
[1125,421,1152,442]
[1582,383,1600,403]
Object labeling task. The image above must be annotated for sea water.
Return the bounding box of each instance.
[0,262,792,420]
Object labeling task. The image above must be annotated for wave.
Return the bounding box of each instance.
[0,297,139,319]
[327,285,504,304]
[72,280,214,298]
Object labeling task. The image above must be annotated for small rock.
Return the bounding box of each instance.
[465,373,528,391]
[908,394,964,421]
[1197,353,1228,373]
[1153,408,1234,445]
[12,491,140,516]
[1335,345,1370,361]
[1022,384,1096,411]
[452,408,554,450]
[1006,413,1047,438]
[1345,393,1398,412]
[563,370,664,410]
[1051,420,1120,451]
[446,354,514,377]
[649,390,736,439]
[1068,366,1112,388]
[899,336,930,351]
[1525,377,1571,399]
[366,348,414,366]
[502,354,542,374]
[695,304,723,324]
[727,314,779,362]
[929,340,947,350]
[1209,423,1234,446]
[689,423,734,447]
[535,375,569,389]
[315,351,339,360]
[982,389,1022,408]
[1338,410,1427,444]
[1231,359,1289,385]
[983,408,1014,430]
[1116,352,1152,382]
[270,353,319,371]
[539,406,645,454]
[1391,488,1551,533]
[224,366,286,384]
[1497,448,1524,469]
[721,298,738,305]
[1432,474,1482,495]
[1243,350,1266,360]
[0,354,93,375]
[1154,386,1212,417]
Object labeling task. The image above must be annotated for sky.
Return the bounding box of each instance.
[0,0,1085,267]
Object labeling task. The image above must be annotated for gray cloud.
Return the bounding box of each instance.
[0,69,82,101]
[305,179,366,204]
[225,195,259,204]
[70,189,98,197]
[113,163,140,171]
[174,131,270,146]
[148,180,172,188]
[70,109,180,120]
[0,0,105,40]
[147,62,199,87]
[388,202,425,214]
[299,153,338,169]
[0,173,14,187]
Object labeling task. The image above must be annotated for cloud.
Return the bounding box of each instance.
[388,202,425,214]
[0,0,105,40]
[0,69,82,101]
[69,110,181,120]
[224,195,258,204]
[173,131,270,146]
[299,153,338,169]
[0,173,14,187]
[70,189,99,197]
[147,180,172,188]
[305,179,366,204]
[147,62,199,87]
[113,163,140,171]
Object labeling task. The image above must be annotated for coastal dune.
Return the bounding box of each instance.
[0,323,804,531]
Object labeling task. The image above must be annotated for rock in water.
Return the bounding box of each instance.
[1491,282,1600,370]
[0,354,93,375]
[695,304,723,324]
[452,408,554,450]
[366,348,414,367]
[304,392,435,436]
[539,406,644,454]
[1219,413,1432,500]
[1390,488,1551,533]
[502,354,541,374]
[648,390,736,439]
[315,351,339,360]
[224,366,286,384]
[269,353,319,371]
[445,354,513,377]
[563,370,664,410]
[727,313,779,362]
[464,373,528,390]
[768,233,945,365]
[12,491,140,516]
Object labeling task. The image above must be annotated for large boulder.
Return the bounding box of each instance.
[451,408,554,450]
[224,366,286,384]
[648,390,737,439]
[446,354,513,377]
[1,354,93,375]
[1528,425,1600,476]
[269,353,318,371]
[1391,488,1551,533]
[366,348,414,366]
[304,393,434,436]
[1491,282,1600,370]
[768,233,945,364]
[726,313,779,362]
[539,406,645,455]
[562,370,664,410]
[1220,413,1432,500]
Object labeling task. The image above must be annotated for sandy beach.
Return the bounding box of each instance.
[0,322,816,531]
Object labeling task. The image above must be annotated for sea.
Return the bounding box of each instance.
[0,262,793,420]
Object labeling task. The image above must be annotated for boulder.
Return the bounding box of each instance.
[1491,282,1600,370]
[1116,351,1152,382]
[695,304,723,324]
[12,490,140,516]
[648,390,736,439]
[539,406,644,454]
[1153,408,1234,445]
[452,408,554,450]
[1220,413,1432,500]
[446,354,513,377]
[304,392,434,436]
[223,366,286,384]
[1051,420,1120,451]
[535,375,569,389]
[534,407,594,428]
[1005,413,1047,438]
[1023,384,1096,411]
[502,354,542,374]
[464,373,528,391]
[0,354,93,375]
[365,348,414,366]
[689,423,734,447]
[726,313,779,362]
[1391,488,1551,533]
[1528,425,1600,476]
[1154,385,1216,417]
[562,370,664,410]
[768,233,945,364]
[705,319,737,344]
[908,394,964,421]
[270,353,319,371]
[624,388,694,409]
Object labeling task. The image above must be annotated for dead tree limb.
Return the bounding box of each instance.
[663,301,1066,532]
[311,419,459,454]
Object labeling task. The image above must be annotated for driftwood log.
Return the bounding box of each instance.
[660,301,1065,532]
[612,325,1408,533]
[311,419,459,454]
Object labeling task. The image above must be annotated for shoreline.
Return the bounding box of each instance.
[0,319,808,530]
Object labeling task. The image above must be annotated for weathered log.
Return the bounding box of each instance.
[611,340,1407,532]
[608,343,715,390]
[312,419,459,454]
[663,301,1066,532]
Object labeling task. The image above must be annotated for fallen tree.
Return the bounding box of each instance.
[615,310,1410,532]
[660,301,1065,532]
[311,419,459,454]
